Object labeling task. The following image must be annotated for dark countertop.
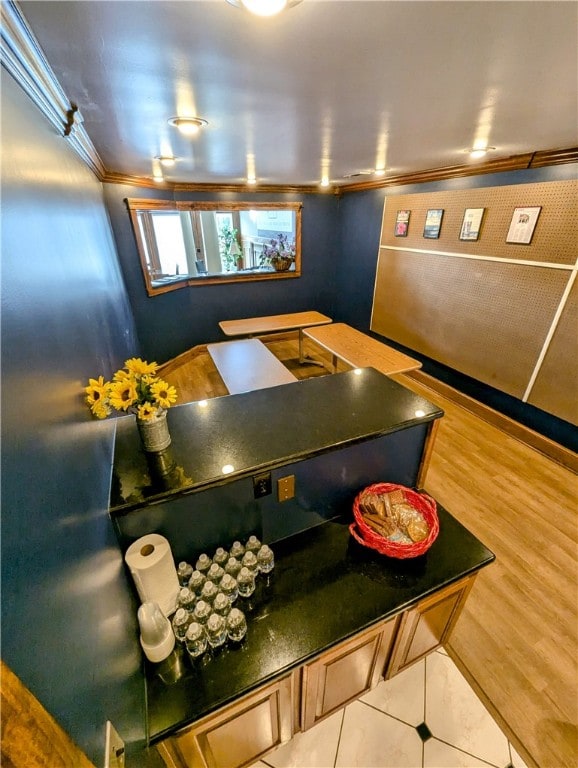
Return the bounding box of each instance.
[145,503,494,744]
[110,368,443,513]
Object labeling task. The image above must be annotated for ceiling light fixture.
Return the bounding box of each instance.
[466,146,495,159]
[155,155,177,166]
[247,176,257,185]
[226,0,303,17]
[320,177,330,188]
[168,117,208,135]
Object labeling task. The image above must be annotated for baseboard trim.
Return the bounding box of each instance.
[403,369,578,473]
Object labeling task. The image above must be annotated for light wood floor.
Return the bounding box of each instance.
[160,333,578,768]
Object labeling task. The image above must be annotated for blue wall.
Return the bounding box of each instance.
[0,71,157,766]
[103,185,340,363]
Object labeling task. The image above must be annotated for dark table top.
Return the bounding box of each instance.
[110,368,443,513]
[145,503,494,743]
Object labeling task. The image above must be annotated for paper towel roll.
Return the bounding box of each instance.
[124,533,180,617]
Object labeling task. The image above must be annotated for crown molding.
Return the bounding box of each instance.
[1,0,106,178]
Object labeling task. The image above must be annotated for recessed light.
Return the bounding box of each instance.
[168,117,208,135]
[226,0,303,16]
[155,155,177,166]
[320,177,330,188]
[374,168,386,177]
[465,146,495,159]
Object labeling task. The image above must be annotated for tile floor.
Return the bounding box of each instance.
[250,648,528,768]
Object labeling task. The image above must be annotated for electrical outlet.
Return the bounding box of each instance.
[104,720,125,768]
[253,472,272,498]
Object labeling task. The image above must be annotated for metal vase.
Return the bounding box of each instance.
[136,409,171,452]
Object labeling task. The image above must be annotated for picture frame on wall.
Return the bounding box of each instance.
[506,206,541,244]
[423,209,444,239]
[459,208,485,241]
[394,210,411,237]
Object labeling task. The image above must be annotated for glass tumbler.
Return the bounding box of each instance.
[237,566,255,598]
[207,562,225,585]
[226,608,247,643]
[185,621,208,659]
[257,544,275,574]
[213,547,229,567]
[220,574,238,604]
[193,599,211,626]
[188,569,206,597]
[177,561,193,587]
[195,553,212,575]
[206,613,227,649]
[172,607,192,644]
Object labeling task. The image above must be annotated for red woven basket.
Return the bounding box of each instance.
[350,482,439,559]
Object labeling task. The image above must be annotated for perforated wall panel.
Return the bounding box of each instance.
[373,178,578,426]
[528,279,578,425]
[380,179,577,265]
[372,251,571,400]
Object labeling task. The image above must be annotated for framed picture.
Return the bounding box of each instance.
[423,209,444,239]
[459,208,485,241]
[506,206,541,244]
[394,209,411,237]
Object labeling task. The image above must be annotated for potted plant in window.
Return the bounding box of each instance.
[218,223,243,271]
[261,233,296,272]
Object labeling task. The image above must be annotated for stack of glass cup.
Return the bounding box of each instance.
[170,535,274,664]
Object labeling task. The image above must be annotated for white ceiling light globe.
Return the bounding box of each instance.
[242,0,287,16]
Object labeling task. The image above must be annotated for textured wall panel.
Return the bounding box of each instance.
[380,179,577,265]
[527,278,578,425]
[372,250,570,400]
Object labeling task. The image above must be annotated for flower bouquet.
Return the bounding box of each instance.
[261,233,296,271]
[85,358,178,451]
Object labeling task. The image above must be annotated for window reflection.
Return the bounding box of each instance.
[126,199,302,295]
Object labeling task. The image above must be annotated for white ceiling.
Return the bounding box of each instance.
[17,0,578,188]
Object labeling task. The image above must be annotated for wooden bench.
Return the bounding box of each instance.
[302,323,422,376]
[206,339,297,395]
[219,311,332,364]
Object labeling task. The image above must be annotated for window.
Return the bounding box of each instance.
[126,199,302,295]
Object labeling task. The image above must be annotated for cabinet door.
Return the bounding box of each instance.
[158,671,297,768]
[386,575,475,678]
[301,617,398,732]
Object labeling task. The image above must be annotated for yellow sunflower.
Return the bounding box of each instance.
[125,358,159,376]
[91,400,111,419]
[150,379,178,409]
[85,376,109,406]
[108,379,138,411]
[137,402,158,420]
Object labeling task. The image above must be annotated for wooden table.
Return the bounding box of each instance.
[303,323,422,376]
[206,339,297,395]
[219,311,332,365]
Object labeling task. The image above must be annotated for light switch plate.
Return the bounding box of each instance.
[104,720,125,768]
[278,475,295,502]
